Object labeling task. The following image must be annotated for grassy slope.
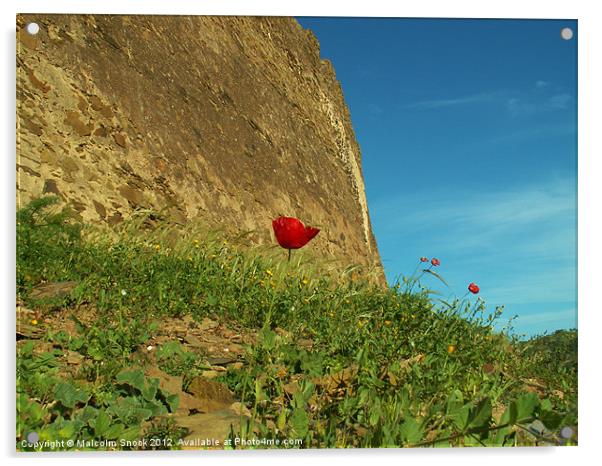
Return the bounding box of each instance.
[16,197,577,449]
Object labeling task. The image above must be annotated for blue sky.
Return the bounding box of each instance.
[296,18,577,337]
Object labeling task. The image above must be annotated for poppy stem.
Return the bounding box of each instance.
[288,249,291,263]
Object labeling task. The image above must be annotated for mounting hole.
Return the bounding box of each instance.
[560,27,573,40]
[560,426,574,438]
[25,22,40,35]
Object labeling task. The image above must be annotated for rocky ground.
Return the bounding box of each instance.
[16,281,273,449]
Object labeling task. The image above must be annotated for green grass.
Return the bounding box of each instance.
[16,196,577,449]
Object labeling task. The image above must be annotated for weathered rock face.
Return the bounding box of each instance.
[16,14,383,278]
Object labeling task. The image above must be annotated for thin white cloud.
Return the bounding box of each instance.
[484,268,577,305]
[547,93,572,109]
[375,176,576,237]
[403,86,573,116]
[403,92,497,109]
[515,309,576,326]
[372,176,577,311]
[483,124,576,145]
[506,97,537,117]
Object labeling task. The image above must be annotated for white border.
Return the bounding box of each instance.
[3,1,600,465]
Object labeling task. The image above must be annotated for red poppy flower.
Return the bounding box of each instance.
[420,257,429,262]
[468,282,480,294]
[431,258,440,266]
[272,216,320,250]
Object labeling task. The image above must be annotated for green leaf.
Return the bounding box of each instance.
[503,402,518,426]
[446,389,464,413]
[494,403,517,445]
[116,368,146,392]
[88,346,104,361]
[446,390,470,431]
[515,393,539,422]
[105,423,125,440]
[141,378,159,401]
[540,398,553,412]
[133,407,154,422]
[55,381,89,408]
[92,409,111,437]
[277,408,288,431]
[255,378,266,402]
[80,405,99,424]
[450,404,470,431]
[57,421,76,439]
[109,400,134,423]
[369,408,381,427]
[68,337,85,351]
[433,428,453,447]
[290,408,309,438]
[205,294,218,306]
[19,340,35,357]
[157,341,183,358]
[399,417,423,445]
[258,327,277,351]
[540,410,564,431]
[121,426,140,442]
[165,393,179,413]
[357,387,370,408]
[468,398,492,429]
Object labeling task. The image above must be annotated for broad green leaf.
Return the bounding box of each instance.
[68,337,84,351]
[449,404,470,431]
[116,368,146,392]
[277,408,288,431]
[540,398,553,412]
[165,393,179,413]
[433,428,453,447]
[446,390,470,431]
[258,327,277,350]
[446,390,464,413]
[205,294,218,306]
[357,387,370,408]
[382,425,395,447]
[105,423,125,440]
[55,381,89,408]
[502,401,518,426]
[369,408,381,427]
[27,401,44,423]
[494,403,517,445]
[121,426,140,442]
[88,347,104,361]
[515,393,539,422]
[92,409,111,437]
[141,378,159,401]
[400,417,424,445]
[469,398,492,429]
[80,405,99,423]
[19,340,35,356]
[301,381,315,400]
[57,420,76,440]
[133,407,154,422]
[290,408,309,438]
[540,410,564,430]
